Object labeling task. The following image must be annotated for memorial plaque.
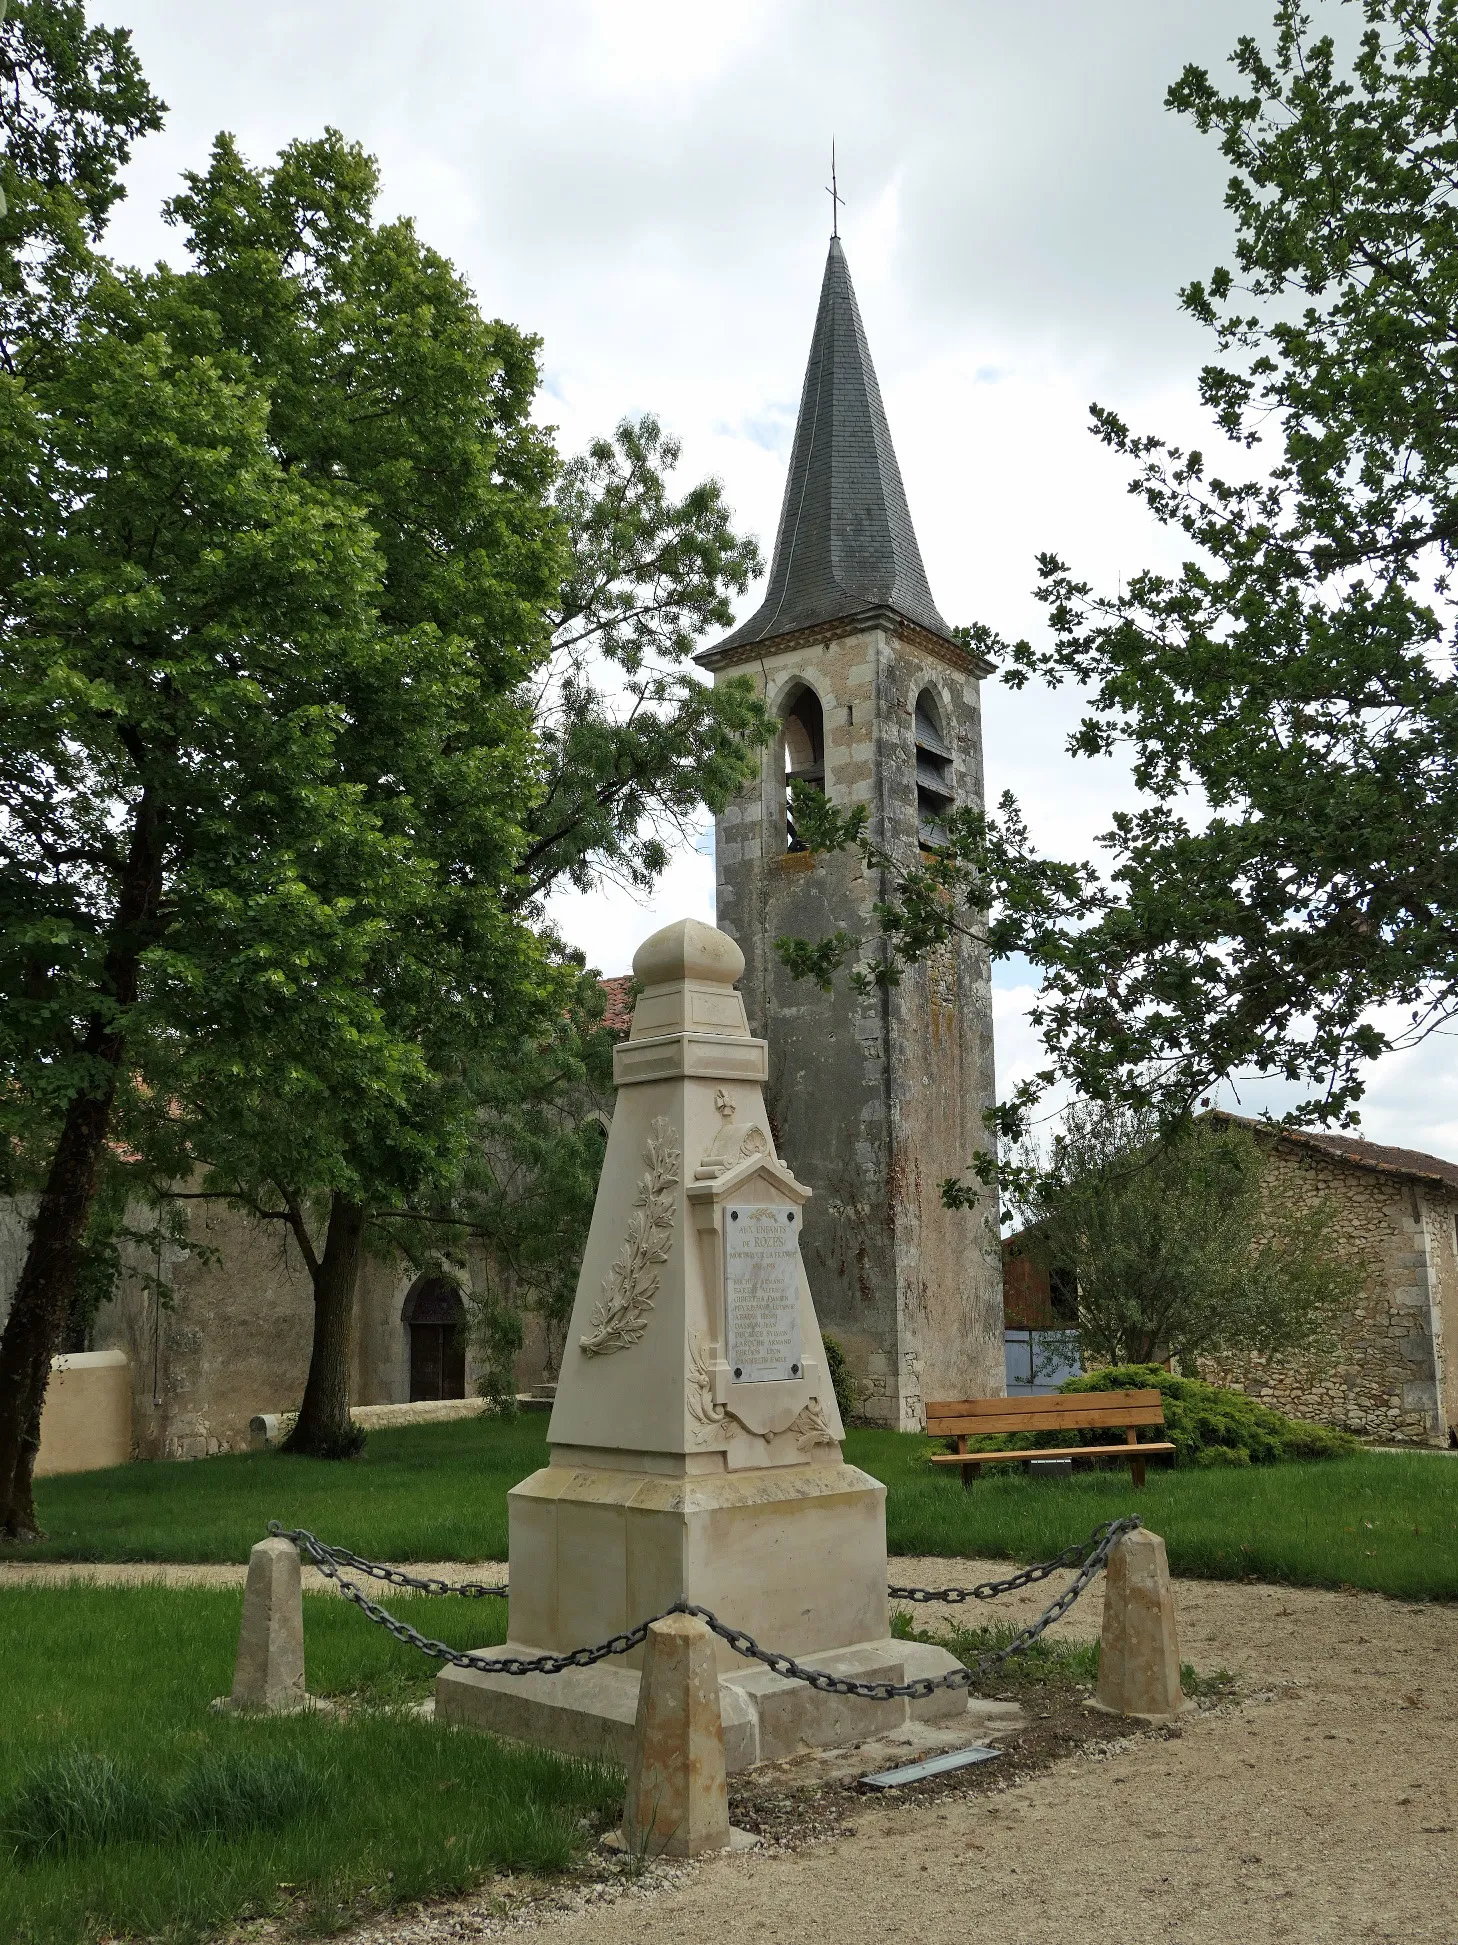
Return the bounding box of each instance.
[724,1205,803,1383]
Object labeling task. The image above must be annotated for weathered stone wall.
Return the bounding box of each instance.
[1200,1139,1453,1446]
[712,619,1002,1429]
[0,1195,551,1460]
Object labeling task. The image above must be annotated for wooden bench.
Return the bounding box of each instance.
[926,1390,1175,1489]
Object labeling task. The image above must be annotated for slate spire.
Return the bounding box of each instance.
[706,236,954,656]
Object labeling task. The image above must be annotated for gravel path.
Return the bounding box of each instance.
[0,1559,504,1593]
[7,1553,1455,1941]
[371,1556,1457,1945]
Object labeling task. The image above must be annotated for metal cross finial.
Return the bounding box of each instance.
[826,140,844,239]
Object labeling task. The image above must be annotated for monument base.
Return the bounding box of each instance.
[435,1634,973,1773]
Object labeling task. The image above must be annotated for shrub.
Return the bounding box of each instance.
[822,1334,857,1425]
[949,1363,1359,1469]
[1064,1365,1359,1466]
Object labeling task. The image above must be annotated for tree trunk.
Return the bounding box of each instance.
[0,789,164,1539]
[0,1075,122,1536]
[283,1194,367,1459]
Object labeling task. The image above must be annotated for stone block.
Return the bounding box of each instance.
[1094,1528,1184,1724]
[622,1615,736,1858]
[900,1639,978,1725]
[439,1655,642,1766]
[228,1537,306,1712]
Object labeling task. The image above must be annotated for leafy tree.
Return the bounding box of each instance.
[462,986,618,1395]
[0,0,163,339]
[140,129,567,1459]
[1008,1104,1365,1370]
[0,19,769,1506]
[780,0,1458,1179]
[140,140,767,1459]
[0,252,396,1531]
[520,414,766,898]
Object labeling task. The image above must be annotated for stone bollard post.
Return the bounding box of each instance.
[621,1614,746,1859]
[1094,1526,1184,1723]
[228,1535,307,1712]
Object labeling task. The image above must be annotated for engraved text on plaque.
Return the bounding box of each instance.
[724,1205,803,1383]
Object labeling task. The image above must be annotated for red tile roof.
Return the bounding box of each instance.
[598,975,635,1035]
[1212,1110,1458,1195]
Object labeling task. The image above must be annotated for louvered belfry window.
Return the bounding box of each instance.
[914,689,954,847]
[783,686,825,852]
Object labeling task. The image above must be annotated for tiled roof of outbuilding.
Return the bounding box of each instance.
[699,237,955,663]
[597,975,635,1035]
[1213,1110,1458,1195]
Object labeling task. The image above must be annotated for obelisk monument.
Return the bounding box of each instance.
[436,917,971,1768]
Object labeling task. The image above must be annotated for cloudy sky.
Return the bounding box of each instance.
[96,0,1456,1159]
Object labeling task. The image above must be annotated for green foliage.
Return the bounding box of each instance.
[1060,1364,1360,1465]
[0,0,164,336]
[0,246,397,1158]
[522,414,771,898]
[892,1610,1102,1694]
[777,0,1458,1167]
[987,0,1458,1132]
[1008,1103,1367,1368]
[953,1365,1357,1469]
[147,129,570,1240]
[821,1332,857,1424]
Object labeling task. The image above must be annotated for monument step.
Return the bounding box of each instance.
[435,1634,978,1773]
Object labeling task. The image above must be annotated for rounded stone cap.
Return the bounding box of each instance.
[632,917,744,989]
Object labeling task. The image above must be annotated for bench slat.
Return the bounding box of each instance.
[928,1441,1176,1465]
[926,1388,1161,1424]
[927,1403,1166,1437]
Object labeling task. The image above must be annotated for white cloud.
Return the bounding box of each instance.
[93,0,1458,1162]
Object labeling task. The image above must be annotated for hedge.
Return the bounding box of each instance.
[955,1364,1359,1469]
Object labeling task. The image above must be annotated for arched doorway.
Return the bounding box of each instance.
[402,1276,466,1402]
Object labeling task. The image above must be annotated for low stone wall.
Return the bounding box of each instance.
[248,1396,498,1449]
[36,1350,132,1476]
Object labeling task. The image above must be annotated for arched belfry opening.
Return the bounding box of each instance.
[402,1274,466,1402]
[914,688,954,846]
[782,684,825,852]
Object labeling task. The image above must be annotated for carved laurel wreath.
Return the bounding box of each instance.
[579,1117,681,1357]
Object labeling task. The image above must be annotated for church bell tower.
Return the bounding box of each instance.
[696,237,1003,1429]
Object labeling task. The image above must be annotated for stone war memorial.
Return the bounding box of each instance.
[436,916,976,1769]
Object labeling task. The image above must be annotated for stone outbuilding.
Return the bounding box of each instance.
[1001,1114,1458,1446]
[1199,1115,1457,1447]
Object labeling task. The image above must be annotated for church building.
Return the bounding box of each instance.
[696,236,1004,1429]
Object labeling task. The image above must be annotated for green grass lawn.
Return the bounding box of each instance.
[0,1583,619,1945]
[17,1414,550,1564]
[11,1415,1458,1601]
[855,1429,1458,1603]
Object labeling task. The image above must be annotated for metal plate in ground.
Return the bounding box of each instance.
[860,1744,1002,1789]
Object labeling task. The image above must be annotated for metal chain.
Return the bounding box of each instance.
[887,1519,1134,1606]
[269,1515,1140,1700]
[266,1527,508,1601]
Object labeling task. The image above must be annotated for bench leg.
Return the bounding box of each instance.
[958,1437,973,1492]
[1131,1455,1147,1489]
